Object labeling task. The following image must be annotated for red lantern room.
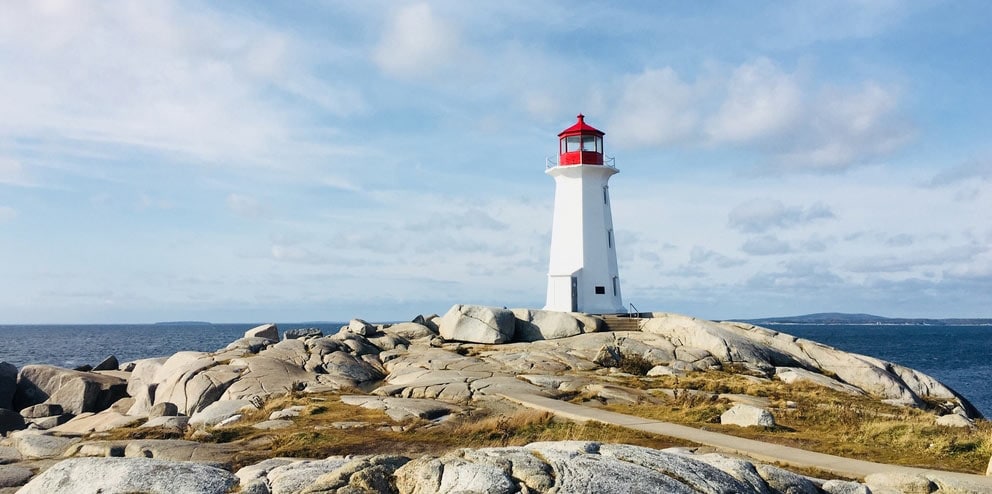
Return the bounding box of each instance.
[558,114,604,166]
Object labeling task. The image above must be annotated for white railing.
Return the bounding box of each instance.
[546,155,617,169]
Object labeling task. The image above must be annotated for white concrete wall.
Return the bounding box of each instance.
[544,164,624,313]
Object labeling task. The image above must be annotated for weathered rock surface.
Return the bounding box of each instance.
[92,355,119,372]
[0,362,17,410]
[721,404,776,428]
[188,399,255,427]
[643,313,981,417]
[13,365,127,415]
[284,327,323,340]
[245,323,279,341]
[0,409,24,435]
[775,367,866,395]
[0,464,32,489]
[511,308,598,341]
[935,413,974,428]
[8,430,80,459]
[439,304,515,344]
[340,395,463,421]
[16,457,238,494]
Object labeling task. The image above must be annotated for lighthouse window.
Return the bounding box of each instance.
[564,136,581,152]
[595,286,606,295]
[582,135,598,152]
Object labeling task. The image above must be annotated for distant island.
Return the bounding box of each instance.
[153,321,213,326]
[737,312,992,326]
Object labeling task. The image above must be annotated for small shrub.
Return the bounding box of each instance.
[618,354,654,376]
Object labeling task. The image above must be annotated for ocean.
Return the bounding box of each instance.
[1,322,989,417]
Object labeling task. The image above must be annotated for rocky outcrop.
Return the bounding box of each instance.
[0,361,17,410]
[0,408,25,435]
[439,304,515,344]
[643,313,981,417]
[283,327,322,340]
[16,457,238,494]
[511,309,600,341]
[13,365,127,415]
[245,323,279,341]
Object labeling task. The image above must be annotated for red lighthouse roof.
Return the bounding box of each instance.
[558,114,604,137]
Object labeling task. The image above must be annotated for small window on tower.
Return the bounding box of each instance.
[595,286,606,295]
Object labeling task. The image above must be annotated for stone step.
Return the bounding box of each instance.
[601,316,643,332]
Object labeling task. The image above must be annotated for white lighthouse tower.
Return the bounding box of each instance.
[544,114,624,314]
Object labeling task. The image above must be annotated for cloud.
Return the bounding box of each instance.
[728,199,834,233]
[373,3,458,78]
[226,193,267,218]
[776,81,912,171]
[605,58,911,172]
[706,58,803,143]
[608,68,700,147]
[843,244,986,274]
[928,157,992,187]
[0,206,16,223]
[0,2,362,170]
[741,235,792,256]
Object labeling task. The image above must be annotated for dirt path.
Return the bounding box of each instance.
[500,392,992,487]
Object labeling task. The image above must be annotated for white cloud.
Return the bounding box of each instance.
[0,2,362,170]
[928,157,992,187]
[373,3,458,78]
[706,58,803,143]
[776,81,912,171]
[741,235,792,256]
[728,199,834,233]
[609,68,700,147]
[0,206,16,223]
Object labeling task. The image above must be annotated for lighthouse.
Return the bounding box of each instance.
[544,114,625,314]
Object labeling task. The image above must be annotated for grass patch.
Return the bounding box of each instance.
[597,370,992,474]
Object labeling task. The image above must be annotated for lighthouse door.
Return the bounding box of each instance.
[570,277,578,312]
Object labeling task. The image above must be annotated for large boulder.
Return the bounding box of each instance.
[245,323,278,341]
[511,309,592,341]
[0,361,17,409]
[0,464,33,489]
[439,304,515,344]
[149,352,239,415]
[13,365,127,414]
[92,355,119,371]
[721,404,776,428]
[16,457,238,494]
[0,408,25,434]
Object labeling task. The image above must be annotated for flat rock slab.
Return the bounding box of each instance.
[8,431,80,459]
[0,464,33,488]
[16,457,238,494]
[253,419,293,430]
[123,439,240,466]
[340,395,463,421]
[188,398,255,427]
[50,410,141,434]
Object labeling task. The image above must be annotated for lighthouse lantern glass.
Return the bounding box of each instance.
[582,135,599,152]
[564,136,580,153]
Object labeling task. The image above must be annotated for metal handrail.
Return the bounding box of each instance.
[628,302,639,316]
[545,155,618,170]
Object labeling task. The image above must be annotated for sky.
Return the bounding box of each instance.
[1,0,990,324]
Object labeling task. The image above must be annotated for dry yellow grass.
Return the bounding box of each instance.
[597,370,992,473]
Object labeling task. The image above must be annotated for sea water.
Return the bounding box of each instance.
[1,322,989,416]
